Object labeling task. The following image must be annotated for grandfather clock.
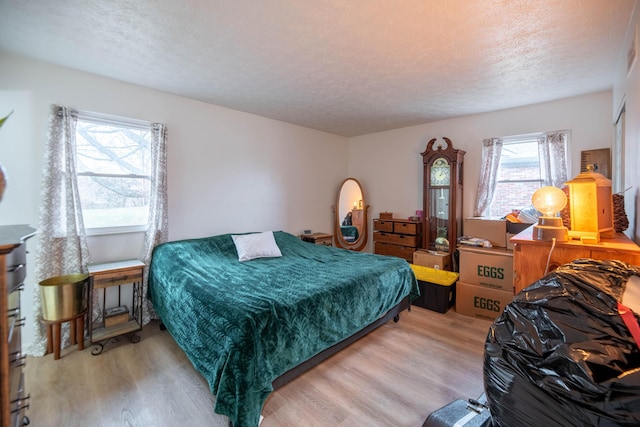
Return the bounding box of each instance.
[421,137,465,263]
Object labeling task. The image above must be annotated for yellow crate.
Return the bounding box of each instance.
[409,264,458,286]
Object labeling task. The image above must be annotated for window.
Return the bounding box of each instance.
[75,111,153,234]
[488,133,568,217]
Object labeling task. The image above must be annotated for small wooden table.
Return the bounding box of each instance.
[87,259,145,355]
[301,232,333,246]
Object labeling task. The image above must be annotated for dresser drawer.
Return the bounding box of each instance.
[7,287,20,315]
[92,267,144,289]
[374,231,420,247]
[373,220,394,232]
[8,317,24,376]
[5,243,27,292]
[301,233,333,246]
[315,238,332,246]
[8,331,24,400]
[9,372,28,427]
[8,317,22,360]
[7,289,21,346]
[374,242,414,262]
[393,221,421,235]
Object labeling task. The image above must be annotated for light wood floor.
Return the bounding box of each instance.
[26,307,493,427]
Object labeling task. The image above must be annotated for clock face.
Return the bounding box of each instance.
[430,157,450,186]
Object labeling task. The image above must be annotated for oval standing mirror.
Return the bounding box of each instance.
[334,178,368,251]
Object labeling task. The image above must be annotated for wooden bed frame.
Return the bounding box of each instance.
[272,296,411,389]
[161,297,411,427]
[160,297,411,396]
[150,232,417,427]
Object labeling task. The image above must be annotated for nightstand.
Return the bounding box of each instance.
[301,232,333,246]
[87,259,145,355]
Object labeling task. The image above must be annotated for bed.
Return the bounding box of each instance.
[148,231,418,427]
[340,225,359,242]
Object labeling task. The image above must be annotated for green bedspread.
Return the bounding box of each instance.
[340,225,359,239]
[148,231,418,427]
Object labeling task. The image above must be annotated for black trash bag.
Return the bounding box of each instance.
[484,258,640,427]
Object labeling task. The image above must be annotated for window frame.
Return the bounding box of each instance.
[74,110,153,236]
[488,131,569,217]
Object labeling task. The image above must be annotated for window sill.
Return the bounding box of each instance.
[85,225,147,236]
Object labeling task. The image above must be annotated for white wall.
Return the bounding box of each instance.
[0,52,348,350]
[613,1,640,242]
[349,91,614,251]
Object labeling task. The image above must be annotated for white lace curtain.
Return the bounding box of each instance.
[473,132,568,217]
[474,138,503,217]
[538,132,568,187]
[29,104,168,356]
[141,122,168,323]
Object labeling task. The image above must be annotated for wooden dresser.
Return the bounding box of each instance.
[373,218,422,262]
[1,225,36,427]
[511,227,640,294]
[351,209,364,236]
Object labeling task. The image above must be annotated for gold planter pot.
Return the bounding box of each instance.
[39,274,89,321]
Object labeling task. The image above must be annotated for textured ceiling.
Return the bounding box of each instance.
[0,0,635,136]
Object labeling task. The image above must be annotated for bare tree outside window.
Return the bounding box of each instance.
[75,118,152,231]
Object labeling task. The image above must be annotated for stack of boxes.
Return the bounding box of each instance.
[456,246,514,320]
[409,217,533,318]
[456,217,532,320]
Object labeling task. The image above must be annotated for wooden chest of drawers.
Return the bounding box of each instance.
[1,225,36,427]
[373,219,422,262]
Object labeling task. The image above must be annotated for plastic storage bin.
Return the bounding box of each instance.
[410,264,459,313]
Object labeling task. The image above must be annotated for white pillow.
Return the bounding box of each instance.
[231,231,282,262]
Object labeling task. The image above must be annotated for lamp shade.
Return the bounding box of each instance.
[532,186,567,217]
[531,186,568,242]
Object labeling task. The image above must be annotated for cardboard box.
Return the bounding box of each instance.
[410,265,458,313]
[506,222,533,234]
[456,281,514,321]
[458,246,514,292]
[104,305,129,328]
[463,217,507,248]
[104,312,129,328]
[413,250,451,270]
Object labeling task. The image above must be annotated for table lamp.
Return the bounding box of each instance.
[564,166,614,243]
[531,186,569,241]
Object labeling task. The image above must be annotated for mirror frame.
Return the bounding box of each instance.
[333,177,368,251]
